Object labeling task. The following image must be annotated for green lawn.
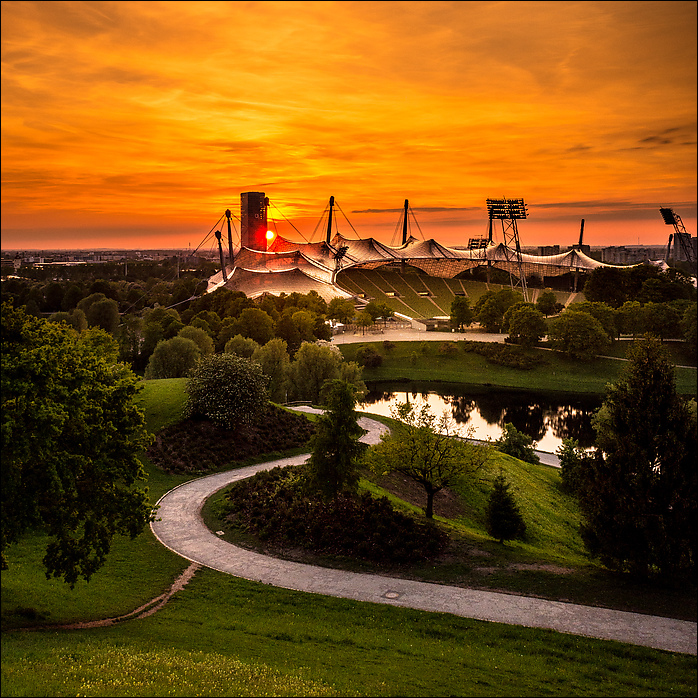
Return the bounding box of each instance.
[339,340,697,395]
[2,365,696,697]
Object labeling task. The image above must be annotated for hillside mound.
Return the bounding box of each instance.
[146,404,316,474]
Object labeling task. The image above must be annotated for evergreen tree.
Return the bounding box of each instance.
[578,336,697,578]
[304,380,366,500]
[486,471,526,543]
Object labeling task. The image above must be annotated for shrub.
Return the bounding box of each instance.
[495,423,540,464]
[184,353,269,429]
[222,465,447,563]
[460,340,543,370]
[356,345,383,368]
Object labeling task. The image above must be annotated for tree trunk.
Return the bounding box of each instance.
[425,491,435,519]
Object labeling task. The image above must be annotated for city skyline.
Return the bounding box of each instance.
[2,1,696,251]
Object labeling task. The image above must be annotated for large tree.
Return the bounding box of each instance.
[1,303,153,586]
[503,303,546,347]
[547,310,611,359]
[366,402,492,518]
[577,337,697,578]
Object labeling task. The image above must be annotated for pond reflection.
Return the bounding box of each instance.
[357,382,601,454]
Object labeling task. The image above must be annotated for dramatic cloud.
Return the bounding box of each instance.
[2,0,695,249]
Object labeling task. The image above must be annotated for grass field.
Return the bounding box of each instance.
[338,340,697,395]
[2,360,696,697]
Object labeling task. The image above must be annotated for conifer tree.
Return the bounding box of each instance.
[486,471,526,543]
[578,336,697,578]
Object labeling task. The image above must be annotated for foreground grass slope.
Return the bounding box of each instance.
[2,372,696,697]
[3,566,696,698]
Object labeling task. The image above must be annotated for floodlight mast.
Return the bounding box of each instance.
[660,207,695,266]
[486,198,529,301]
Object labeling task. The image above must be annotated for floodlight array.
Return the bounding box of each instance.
[659,208,678,226]
[486,198,527,220]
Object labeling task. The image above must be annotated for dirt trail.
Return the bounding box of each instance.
[11,563,200,632]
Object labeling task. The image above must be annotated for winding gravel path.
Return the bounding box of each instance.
[150,415,696,655]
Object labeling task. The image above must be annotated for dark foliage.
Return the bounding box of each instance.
[223,465,448,563]
[460,340,544,370]
[146,404,316,474]
[356,345,383,368]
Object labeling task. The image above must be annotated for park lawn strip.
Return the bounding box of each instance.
[2,567,695,698]
[338,340,697,395]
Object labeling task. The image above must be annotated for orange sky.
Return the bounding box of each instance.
[2,0,696,251]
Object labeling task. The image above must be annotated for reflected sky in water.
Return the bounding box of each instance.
[357,383,600,454]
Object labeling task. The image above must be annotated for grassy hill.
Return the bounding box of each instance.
[2,377,695,697]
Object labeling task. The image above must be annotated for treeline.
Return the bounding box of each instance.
[449,265,697,360]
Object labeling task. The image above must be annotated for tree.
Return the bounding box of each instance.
[177,325,214,356]
[640,302,683,341]
[495,423,540,464]
[567,301,617,342]
[78,293,120,334]
[476,288,523,333]
[504,304,546,347]
[274,309,302,355]
[535,289,559,317]
[486,471,526,543]
[355,310,374,334]
[231,307,275,345]
[224,333,260,358]
[1,303,153,586]
[327,297,356,324]
[449,296,473,331]
[185,353,269,429]
[366,402,492,518]
[144,336,201,379]
[682,303,697,357]
[286,341,344,403]
[251,338,290,403]
[582,267,630,308]
[547,310,611,359]
[556,437,590,494]
[304,380,366,500]
[291,309,316,343]
[577,337,697,578]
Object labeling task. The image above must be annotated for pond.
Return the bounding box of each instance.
[356,381,602,454]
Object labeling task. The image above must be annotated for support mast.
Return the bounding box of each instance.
[326,196,335,244]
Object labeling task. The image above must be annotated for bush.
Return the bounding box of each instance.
[222,465,447,563]
[356,345,383,368]
[460,340,543,370]
[495,423,540,464]
[184,353,269,429]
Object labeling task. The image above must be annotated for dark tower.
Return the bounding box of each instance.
[241,192,269,251]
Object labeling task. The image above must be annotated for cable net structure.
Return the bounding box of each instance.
[207,231,625,303]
